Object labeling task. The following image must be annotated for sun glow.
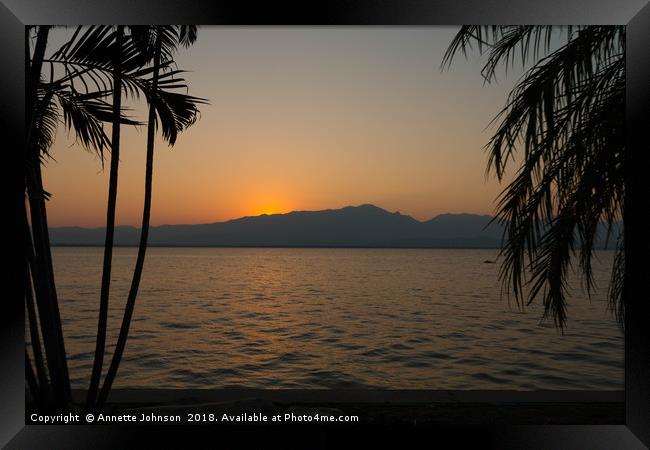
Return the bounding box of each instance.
[244,195,293,217]
[251,205,288,217]
[239,188,296,218]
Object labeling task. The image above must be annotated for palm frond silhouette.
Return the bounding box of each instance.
[443,26,625,331]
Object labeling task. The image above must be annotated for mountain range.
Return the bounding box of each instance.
[49,204,618,249]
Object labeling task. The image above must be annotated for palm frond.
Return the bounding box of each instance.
[444,25,625,330]
[51,88,139,162]
[149,88,206,145]
[31,88,59,161]
[178,26,198,48]
[55,89,112,158]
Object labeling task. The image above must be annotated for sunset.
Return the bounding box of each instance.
[24,24,628,429]
[42,27,520,227]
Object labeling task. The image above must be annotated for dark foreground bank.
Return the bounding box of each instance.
[27,390,624,425]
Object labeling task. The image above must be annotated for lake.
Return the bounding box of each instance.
[44,247,623,390]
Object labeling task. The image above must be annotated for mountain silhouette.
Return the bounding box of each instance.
[49,204,618,248]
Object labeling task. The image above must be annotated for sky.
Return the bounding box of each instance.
[42,26,522,227]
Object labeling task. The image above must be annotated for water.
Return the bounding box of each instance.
[41,247,623,390]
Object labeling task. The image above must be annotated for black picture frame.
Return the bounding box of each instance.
[3,0,649,447]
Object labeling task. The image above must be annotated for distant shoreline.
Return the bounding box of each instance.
[48,205,620,250]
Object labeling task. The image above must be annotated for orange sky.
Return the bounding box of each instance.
[43,27,520,227]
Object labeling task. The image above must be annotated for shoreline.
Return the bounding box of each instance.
[72,389,624,404]
[25,390,625,425]
[78,390,626,424]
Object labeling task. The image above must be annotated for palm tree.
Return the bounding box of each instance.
[25,235,48,406]
[26,25,91,410]
[25,25,205,411]
[55,24,160,410]
[27,24,134,410]
[25,26,55,407]
[96,25,204,409]
[85,25,126,409]
[27,25,132,409]
[442,26,625,330]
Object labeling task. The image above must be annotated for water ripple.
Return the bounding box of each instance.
[51,247,624,390]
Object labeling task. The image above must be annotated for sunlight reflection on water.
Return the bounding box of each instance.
[43,247,623,390]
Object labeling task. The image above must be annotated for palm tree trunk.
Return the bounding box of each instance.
[26,349,40,406]
[86,25,124,409]
[96,27,163,409]
[26,25,72,410]
[25,199,48,397]
[25,254,48,400]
